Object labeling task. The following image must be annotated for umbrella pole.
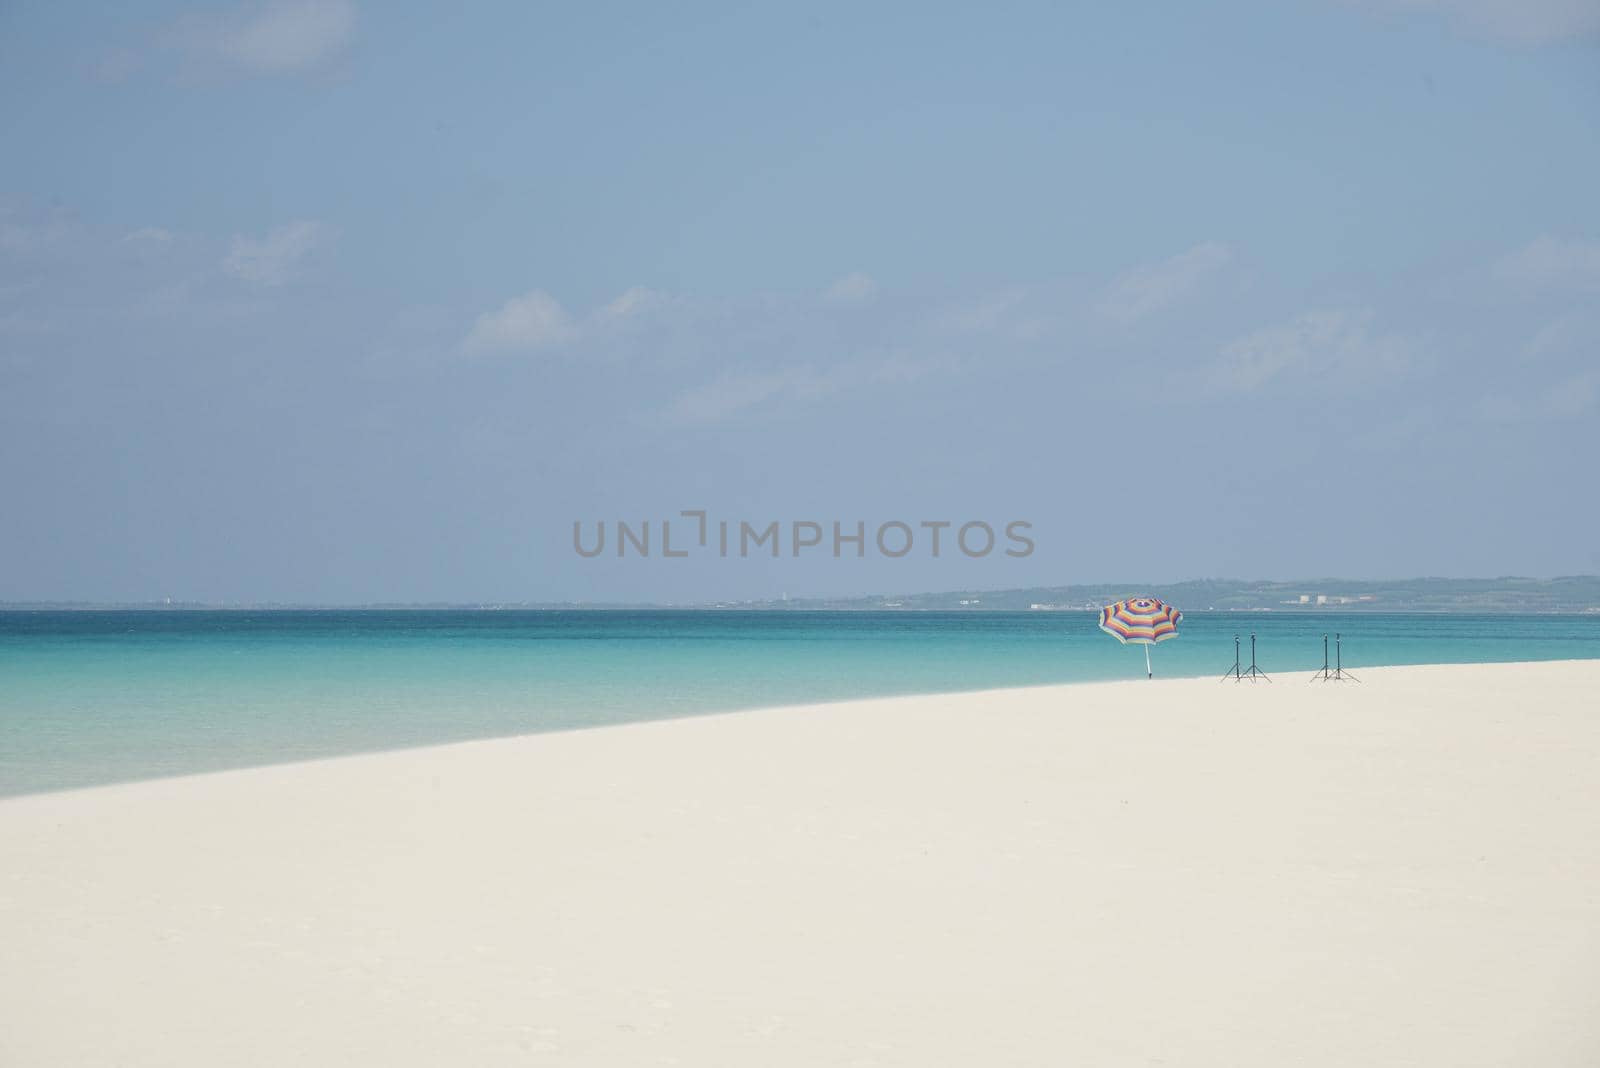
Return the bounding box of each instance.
[1145,644,1152,679]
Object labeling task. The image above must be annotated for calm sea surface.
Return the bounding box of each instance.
[3,610,1597,797]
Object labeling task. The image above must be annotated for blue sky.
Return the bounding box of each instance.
[2,1,1597,603]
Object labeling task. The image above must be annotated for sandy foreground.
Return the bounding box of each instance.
[3,661,1599,1066]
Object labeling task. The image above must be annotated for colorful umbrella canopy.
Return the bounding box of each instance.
[1099,597,1182,678]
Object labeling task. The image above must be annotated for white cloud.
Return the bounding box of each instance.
[598,286,668,320]
[170,0,357,75]
[665,357,940,423]
[1357,0,1600,45]
[1212,310,1419,393]
[221,220,327,285]
[462,290,573,353]
[1515,310,1600,364]
[1496,235,1600,292]
[461,286,675,355]
[667,368,822,423]
[1099,241,1232,323]
[823,272,879,306]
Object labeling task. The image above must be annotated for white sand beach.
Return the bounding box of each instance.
[3,660,1599,1066]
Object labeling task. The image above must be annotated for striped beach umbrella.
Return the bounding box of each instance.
[1099,596,1183,678]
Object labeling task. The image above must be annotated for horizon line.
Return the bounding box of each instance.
[4,574,1599,612]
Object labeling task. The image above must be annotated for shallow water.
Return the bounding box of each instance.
[3,609,1597,796]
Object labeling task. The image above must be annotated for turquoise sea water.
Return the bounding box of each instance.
[3,610,1598,797]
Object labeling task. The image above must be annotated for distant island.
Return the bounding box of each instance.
[6,576,1600,613]
[746,576,1600,614]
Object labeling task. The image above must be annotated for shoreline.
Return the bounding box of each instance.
[4,656,1600,803]
[4,659,1600,1065]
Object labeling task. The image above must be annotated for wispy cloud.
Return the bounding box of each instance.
[221,220,328,285]
[665,356,943,424]
[1211,310,1421,393]
[1098,241,1232,324]
[166,0,357,76]
[1354,0,1600,46]
[665,367,827,423]
[1477,313,1600,421]
[463,286,687,354]
[462,289,574,353]
[1515,310,1600,364]
[596,286,670,322]
[931,289,1039,338]
[123,227,174,246]
[823,272,879,307]
[458,277,975,418]
[1495,235,1600,292]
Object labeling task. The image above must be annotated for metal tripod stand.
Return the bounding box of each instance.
[1309,632,1360,682]
[1220,633,1270,682]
